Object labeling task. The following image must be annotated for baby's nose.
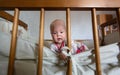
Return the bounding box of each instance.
[57,33,61,36]
[57,32,61,35]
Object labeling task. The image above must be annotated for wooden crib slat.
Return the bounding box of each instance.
[66,8,72,75]
[37,8,45,75]
[66,8,71,49]
[8,8,19,75]
[91,8,102,75]
[116,8,120,38]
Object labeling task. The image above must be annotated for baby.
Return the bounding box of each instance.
[50,19,88,64]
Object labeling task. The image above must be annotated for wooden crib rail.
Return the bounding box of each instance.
[0,11,28,30]
[0,0,120,9]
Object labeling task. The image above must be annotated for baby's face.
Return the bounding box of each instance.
[51,25,66,44]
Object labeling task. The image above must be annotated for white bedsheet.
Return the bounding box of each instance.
[0,43,120,75]
[0,31,120,75]
[42,43,120,75]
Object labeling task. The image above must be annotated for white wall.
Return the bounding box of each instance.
[71,11,93,40]
[6,10,116,41]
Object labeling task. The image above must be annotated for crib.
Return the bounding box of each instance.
[0,0,120,75]
[99,18,119,45]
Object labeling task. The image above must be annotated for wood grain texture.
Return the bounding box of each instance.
[0,0,120,10]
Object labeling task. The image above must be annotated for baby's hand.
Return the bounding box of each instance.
[58,52,67,60]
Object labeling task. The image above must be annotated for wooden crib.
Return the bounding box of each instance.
[0,0,120,75]
[0,11,28,30]
[99,18,119,45]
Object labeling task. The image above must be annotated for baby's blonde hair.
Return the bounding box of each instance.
[50,19,66,34]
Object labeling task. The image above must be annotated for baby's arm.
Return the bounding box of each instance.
[76,42,88,53]
[59,46,71,59]
[58,52,67,60]
[50,43,69,60]
[72,41,89,54]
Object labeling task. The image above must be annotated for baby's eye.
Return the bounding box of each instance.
[52,32,57,34]
[60,32,63,33]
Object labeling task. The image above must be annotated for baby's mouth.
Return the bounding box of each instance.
[57,38,62,41]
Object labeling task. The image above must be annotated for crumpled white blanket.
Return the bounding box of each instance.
[0,42,120,75]
[42,43,120,75]
[0,31,37,59]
